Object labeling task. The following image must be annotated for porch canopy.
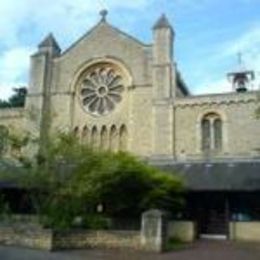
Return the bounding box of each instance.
[154,160,260,191]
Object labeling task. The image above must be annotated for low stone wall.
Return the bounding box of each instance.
[229,222,260,242]
[0,227,140,251]
[0,210,179,252]
[168,221,196,242]
[0,227,52,250]
[53,230,141,250]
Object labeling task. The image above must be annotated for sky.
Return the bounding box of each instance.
[0,0,260,99]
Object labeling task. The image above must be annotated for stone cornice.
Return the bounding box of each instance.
[175,91,259,108]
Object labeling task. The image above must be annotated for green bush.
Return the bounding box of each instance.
[82,215,109,230]
[0,133,184,230]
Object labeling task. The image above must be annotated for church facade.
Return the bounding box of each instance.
[1,12,260,239]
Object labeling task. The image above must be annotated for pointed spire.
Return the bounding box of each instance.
[153,14,172,30]
[38,33,61,55]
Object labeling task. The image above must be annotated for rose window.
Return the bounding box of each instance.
[79,66,125,116]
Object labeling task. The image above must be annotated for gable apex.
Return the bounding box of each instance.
[61,20,149,56]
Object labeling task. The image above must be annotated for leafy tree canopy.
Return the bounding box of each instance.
[0,134,184,229]
[0,87,27,108]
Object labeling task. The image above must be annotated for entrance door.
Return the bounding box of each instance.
[197,193,229,239]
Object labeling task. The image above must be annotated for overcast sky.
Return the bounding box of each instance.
[0,0,260,99]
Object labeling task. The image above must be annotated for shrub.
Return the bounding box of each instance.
[0,134,184,230]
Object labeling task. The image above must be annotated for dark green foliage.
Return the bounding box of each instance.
[0,100,10,108]
[0,194,11,222]
[0,87,27,108]
[82,215,110,230]
[166,238,190,251]
[0,134,184,230]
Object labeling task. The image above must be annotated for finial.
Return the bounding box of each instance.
[100,9,108,22]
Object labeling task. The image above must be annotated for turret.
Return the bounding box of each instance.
[152,14,176,159]
[152,14,175,99]
[38,33,61,57]
[153,14,174,64]
[25,33,61,155]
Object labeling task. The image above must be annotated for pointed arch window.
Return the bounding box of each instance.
[119,125,128,151]
[91,126,98,148]
[73,126,79,138]
[202,119,211,151]
[109,125,118,152]
[214,119,222,150]
[82,125,89,144]
[100,126,108,150]
[201,113,222,152]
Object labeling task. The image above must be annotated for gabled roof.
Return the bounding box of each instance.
[153,14,172,30]
[61,19,150,56]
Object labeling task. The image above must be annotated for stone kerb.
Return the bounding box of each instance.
[141,209,168,252]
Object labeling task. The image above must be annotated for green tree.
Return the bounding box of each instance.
[0,87,27,108]
[0,134,184,230]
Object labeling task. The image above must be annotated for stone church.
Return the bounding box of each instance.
[0,12,260,239]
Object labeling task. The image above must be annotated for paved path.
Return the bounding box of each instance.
[0,240,260,260]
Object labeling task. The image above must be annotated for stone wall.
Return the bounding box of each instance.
[0,108,25,133]
[0,227,141,251]
[175,91,260,160]
[229,222,260,242]
[0,227,52,250]
[53,230,141,250]
[47,21,154,158]
[0,210,171,252]
[168,221,196,242]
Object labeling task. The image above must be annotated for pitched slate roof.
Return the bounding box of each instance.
[154,160,260,191]
[2,159,260,191]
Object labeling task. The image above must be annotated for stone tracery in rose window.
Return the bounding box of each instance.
[79,64,125,116]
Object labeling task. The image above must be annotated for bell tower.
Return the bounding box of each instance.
[227,53,255,92]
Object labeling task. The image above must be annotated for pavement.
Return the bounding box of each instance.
[0,240,260,260]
